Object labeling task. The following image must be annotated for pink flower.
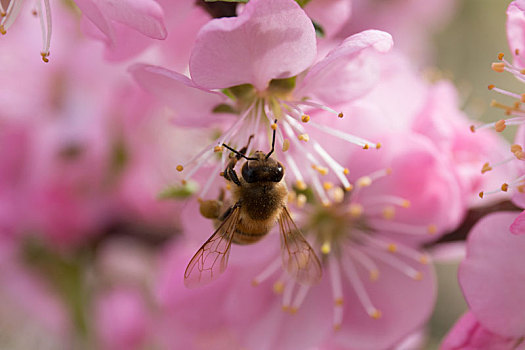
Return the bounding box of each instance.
[131,0,393,202]
[457,212,525,341]
[0,0,167,61]
[442,312,523,350]
[507,0,525,69]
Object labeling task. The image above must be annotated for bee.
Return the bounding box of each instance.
[184,123,322,288]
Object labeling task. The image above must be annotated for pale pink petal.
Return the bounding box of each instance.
[459,212,525,337]
[507,0,525,69]
[327,255,436,350]
[510,210,525,235]
[441,312,520,350]
[75,0,115,44]
[304,0,351,39]
[189,0,316,90]
[129,64,227,126]
[295,30,393,106]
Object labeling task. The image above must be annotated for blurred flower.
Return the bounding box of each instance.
[0,0,167,61]
[443,212,525,349]
[131,0,393,202]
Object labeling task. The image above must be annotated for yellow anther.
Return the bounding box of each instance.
[512,144,523,153]
[334,324,341,331]
[251,279,259,286]
[491,62,505,73]
[470,125,476,133]
[382,206,395,220]
[419,255,430,265]
[481,162,492,174]
[344,184,353,192]
[323,181,334,190]
[387,243,397,253]
[301,115,310,123]
[516,48,521,55]
[375,143,382,149]
[334,298,344,306]
[312,164,329,175]
[41,52,50,63]
[321,241,331,255]
[181,179,187,185]
[401,200,411,208]
[214,145,223,153]
[522,94,525,103]
[281,306,289,312]
[498,52,505,60]
[413,271,423,281]
[297,194,307,208]
[495,119,506,132]
[322,199,331,207]
[370,270,379,281]
[343,168,349,175]
[521,69,525,75]
[501,183,509,192]
[282,139,290,152]
[271,123,277,130]
[289,307,298,314]
[176,165,184,172]
[298,133,310,142]
[488,84,495,90]
[348,203,363,217]
[338,112,344,118]
[296,180,307,190]
[357,176,372,187]
[479,191,484,198]
[385,168,393,175]
[273,281,285,294]
[0,25,5,35]
[427,224,438,235]
[370,309,382,319]
[226,183,232,190]
[332,187,345,203]
[0,11,6,17]
[363,144,370,150]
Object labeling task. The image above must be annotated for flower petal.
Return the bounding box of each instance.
[459,211,525,337]
[295,29,393,106]
[507,0,525,69]
[510,210,525,235]
[189,0,316,90]
[129,64,226,127]
[75,0,116,44]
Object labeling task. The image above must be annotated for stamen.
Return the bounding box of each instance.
[286,100,340,116]
[328,255,344,331]
[321,240,331,254]
[308,120,379,149]
[198,154,226,199]
[370,219,438,236]
[341,254,382,319]
[347,203,364,218]
[252,258,283,286]
[282,139,290,152]
[37,0,52,62]
[282,279,295,312]
[362,246,423,281]
[361,195,411,208]
[350,248,380,281]
[290,284,310,314]
[312,142,352,191]
[284,153,306,189]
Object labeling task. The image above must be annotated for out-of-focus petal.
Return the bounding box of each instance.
[510,210,525,235]
[189,0,316,90]
[304,0,351,39]
[459,212,525,338]
[507,0,525,69]
[295,30,393,106]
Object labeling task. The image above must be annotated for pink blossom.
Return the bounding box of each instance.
[507,0,525,69]
[442,312,524,350]
[458,211,525,339]
[0,0,166,61]
[131,0,393,202]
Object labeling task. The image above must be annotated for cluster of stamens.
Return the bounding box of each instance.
[1,0,52,62]
[252,168,435,330]
[474,53,525,198]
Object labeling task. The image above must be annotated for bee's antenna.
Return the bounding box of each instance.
[222,143,257,161]
[266,119,277,159]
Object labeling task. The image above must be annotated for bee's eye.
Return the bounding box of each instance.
[272,163,284,182]
[242,163,256,183]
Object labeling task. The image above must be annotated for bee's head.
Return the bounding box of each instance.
[241,151,284,183]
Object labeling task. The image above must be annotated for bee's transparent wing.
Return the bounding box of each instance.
[278,206,322,285]
[184,206,241,288]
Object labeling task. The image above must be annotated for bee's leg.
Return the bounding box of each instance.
[199,198,221,219]
[222,135,253,186]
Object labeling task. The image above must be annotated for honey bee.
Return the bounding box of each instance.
[184,123,322,288]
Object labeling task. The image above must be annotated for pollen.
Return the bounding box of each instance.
[481,162,492,174]
[382,206,395,220]
[176,165,184,172]
[312,164,329,175]
[41,52,50,63]
[321,241,331,255]
[332,187,345,203]
[427,224,438,235]
[491,62,505,73]
[282,139,290,152]
[488,84,495,90]
[363,144,370,150]
[498,52,505,60]
[387,243,397,253]
[401,200,411,208]
[343,168,349,175]
[419,255,430,265]
[479,191,484,198]
[356,176,372,187]
[413,271,424,281]
[375,143,382,149]
[271,122,277,130]
[273,281,285,294]
[519,185,525,193]
[338,112,344,118]
[213,145,223,153]
[501,183,509,192]
[323,181,334,190]
[495,119,506,132]
[369,309,382,319]
[334,324,341,331]
[334,298,344,306]
[370,270,379,281]
[348,203,363,217]
[344,184,353,191]
[0,25,6,35]
[298,133,310,142]
[297,194,307,208]
[301,115,310,123]
[289,307,298,314]
[296,180,307,190]
[470,125,476,133]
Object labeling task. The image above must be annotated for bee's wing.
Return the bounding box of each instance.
[278,206,322,285]
[184,205,241,288]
